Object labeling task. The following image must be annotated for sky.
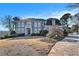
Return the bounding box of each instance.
[0,3,78,31]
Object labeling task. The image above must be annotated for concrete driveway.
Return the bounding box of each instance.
[48,34,79,56]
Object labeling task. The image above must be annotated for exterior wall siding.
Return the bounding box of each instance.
[15,20,45,35]
[15,19,56,35]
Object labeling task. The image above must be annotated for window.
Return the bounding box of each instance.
[27,22,31,26]
[22,22,24,27]
[20,22,24,27]
[25,22,27,26]
[34,22,38,27]
[45,26,49,31]
[20,22,22,27]
[16,28,25,33]
[38,22,41,27]
[34,27,38,33]
[38,28,41,33]
[20,28,25,33]
[17,22,21,27]
[17,28,21,33]
[25,22,31,27]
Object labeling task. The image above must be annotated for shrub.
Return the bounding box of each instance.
[47,28,64,41]
[17,33,25,36]
[64,29,68,36]
[66,29,72,33]
[40,30,48,36]
[71,24,79,33]
[0,37,5,39]
[0,33,25,39]
[31,33,40,36]
[10,31,16,35]
[4,34,9,38]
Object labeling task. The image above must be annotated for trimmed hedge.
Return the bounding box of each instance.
[31,30,48,36]
[0,33,25,39]
[64,29,68,36]
[31,33,41,36]
[10,31,16,35]
[47,28,65,41]
[40,30,48,36]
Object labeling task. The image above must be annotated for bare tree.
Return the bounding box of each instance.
[60,13,71,29]
[1,15,13,32]
[70,13,79,34]
[13,17,20,31]
[67,3,79,34]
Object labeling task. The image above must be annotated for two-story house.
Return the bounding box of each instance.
[15,18,61,35]
[15,18,45,35]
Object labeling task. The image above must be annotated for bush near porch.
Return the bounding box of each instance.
[46,27,64,41]
[31,30,48,36]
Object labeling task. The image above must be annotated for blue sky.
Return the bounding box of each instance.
[0,3,67,17]
[0,3,78,31]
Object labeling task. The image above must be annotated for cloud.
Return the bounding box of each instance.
[50,9,79,19]
[21,9,79,19]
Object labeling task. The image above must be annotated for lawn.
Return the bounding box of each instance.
[0,38,54,56]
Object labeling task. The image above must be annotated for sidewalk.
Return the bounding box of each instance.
[48,34,79,56]
[48,41,79,56]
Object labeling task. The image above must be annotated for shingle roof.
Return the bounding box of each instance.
[45,18,55,25]
[45,18,61,25]
[16,18,45,22]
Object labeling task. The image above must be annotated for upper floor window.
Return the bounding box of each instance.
[38,22,42,27]
[22,22,24,27]
[25,22,31,27]
[17,22,21,27]
[34,22,38,27]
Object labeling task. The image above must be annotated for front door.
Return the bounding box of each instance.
[27,28,30,35]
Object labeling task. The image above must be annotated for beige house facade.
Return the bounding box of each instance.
[15,18,61,35]
[15,18,45,35]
